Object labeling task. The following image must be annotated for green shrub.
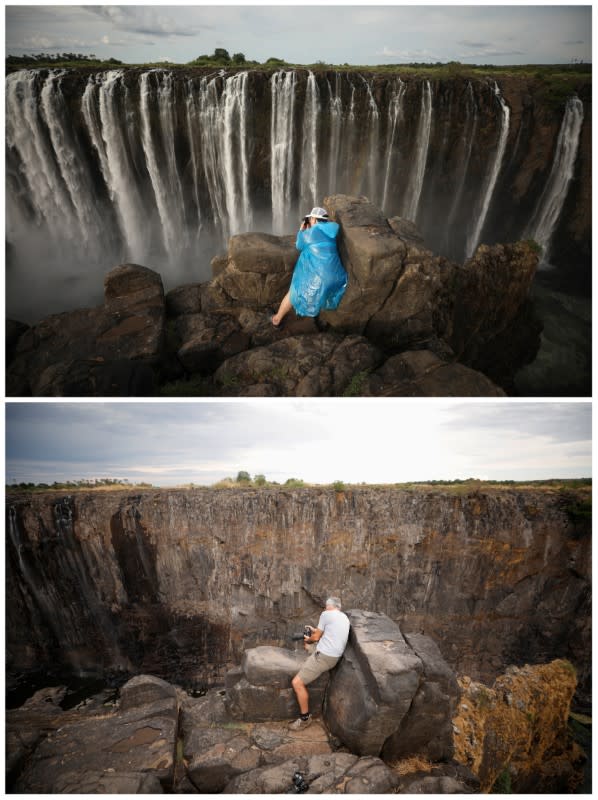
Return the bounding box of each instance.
[284,478,305,488]
[491,768,512,794]
[342,370,370,397]
[333,481,346,493]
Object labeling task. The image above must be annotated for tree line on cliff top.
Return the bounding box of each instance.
[6,476,591,494]
[6,47,590,82]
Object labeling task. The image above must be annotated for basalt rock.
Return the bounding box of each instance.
[6,263,165,396]
[394,762,480,794]
[224,752,400,794]
[6,486,591,711]
[6,197,540,397]
[453,660,586,793]
[12,674,179,793]
[382,632,460,762]
[225,645,331,722]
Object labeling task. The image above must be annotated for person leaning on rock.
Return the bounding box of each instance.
[289,596,350,731]
[271,206,348,328]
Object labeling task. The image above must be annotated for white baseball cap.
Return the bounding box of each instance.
[308,206,329,220]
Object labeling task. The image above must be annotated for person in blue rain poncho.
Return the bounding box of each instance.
[271,206,347,328]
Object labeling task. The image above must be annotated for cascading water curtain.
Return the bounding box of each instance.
[5,67,587,321]
[525,96,584,265]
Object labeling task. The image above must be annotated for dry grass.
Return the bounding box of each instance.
[390,755,433,776]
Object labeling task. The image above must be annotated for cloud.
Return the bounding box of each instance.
[458,40,491,48]
[86,6,201,38]
[17,34,99,50]
[5,402,591,487]
[378,45,441,62]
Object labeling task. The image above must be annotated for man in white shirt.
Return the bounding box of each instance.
[289,596,350,730]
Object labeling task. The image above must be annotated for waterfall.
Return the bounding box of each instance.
[326,73,343,195]
[5,67,588,321]
[444,81,478,253]
[6,70,80,240]
[82,70,148,261]
[525,96,584,263]
[340,74,358,194]
[466,81,510,257]
[40,71,104,250]
[196,76,228,240]
[381,77,406,212]
[402,80,432,223]
[184,78,204,245]
[139,71,189,259]
[360,75,381,203]
[300,71,320,212]
[271,70,297,234]
[193,71,253,240]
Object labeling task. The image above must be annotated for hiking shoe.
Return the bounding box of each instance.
[288,715,312,731]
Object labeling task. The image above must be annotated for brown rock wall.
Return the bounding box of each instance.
[6,486,591,707]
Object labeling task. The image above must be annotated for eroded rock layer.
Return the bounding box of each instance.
[6,485,590,710]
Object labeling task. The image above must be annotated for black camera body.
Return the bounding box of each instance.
[289,771,309,793]
[291,626,312,641]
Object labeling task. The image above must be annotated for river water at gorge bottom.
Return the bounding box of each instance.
[514,274,591,397]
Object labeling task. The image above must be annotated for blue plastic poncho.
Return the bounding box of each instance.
[289,222,348,317]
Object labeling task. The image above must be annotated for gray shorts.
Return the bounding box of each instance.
[296,649,340,685]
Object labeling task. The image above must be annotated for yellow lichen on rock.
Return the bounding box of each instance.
[453,660,585,792]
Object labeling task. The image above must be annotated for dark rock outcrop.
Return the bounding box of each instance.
[11,675,178,793]
[324,610,424,756]
[453,660,586,793]
[6,196,541,397]
[6,485,591,711]
[6,656,584,793]
[6,263,165,396]
[224,752,400,794]
[382,631,460,762]
[225,646,330,721]
[394,762,480,794]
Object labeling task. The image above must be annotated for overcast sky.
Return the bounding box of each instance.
[5,4,592,65]
[5,401,592,486]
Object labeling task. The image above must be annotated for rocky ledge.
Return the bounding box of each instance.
[6,611,585,794]
[6,195,541,397]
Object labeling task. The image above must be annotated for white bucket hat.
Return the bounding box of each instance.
[308,206,329,220]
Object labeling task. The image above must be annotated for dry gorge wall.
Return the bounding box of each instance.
[6,486,591,710]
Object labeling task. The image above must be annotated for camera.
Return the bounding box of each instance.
[302,216,311,227]
[291,626,312,641]
[289,771,309,793]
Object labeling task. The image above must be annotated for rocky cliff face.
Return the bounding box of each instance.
[6,485,591,710]
[7,196,542,397]
[6,67,590,325]
[453,660,585,792]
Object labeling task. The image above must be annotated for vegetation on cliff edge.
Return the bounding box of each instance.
[7,477,591,496]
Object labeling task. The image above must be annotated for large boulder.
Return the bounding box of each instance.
[214,333,382,396]
[453,661,585,793]
[319,195,408,333]
[184,726,261,792]
[224,752,400,794]
[323,609,423,756]
[449,242,541,387]
[6,264,165,396]
[205,233,297,310]
[6,196,541,397]
[175,312,251,373]
[382,632,460,762]
[225,646,330,721]
[361,349,506,396]
[12,674,178,793]
[394,761,480,794]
